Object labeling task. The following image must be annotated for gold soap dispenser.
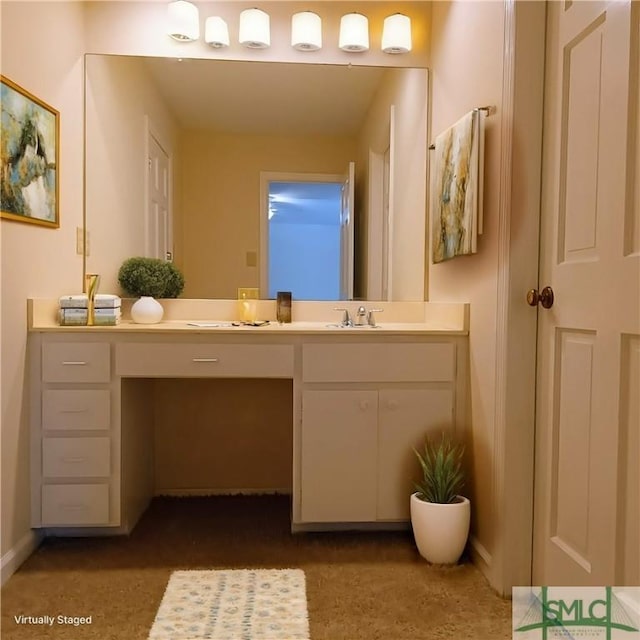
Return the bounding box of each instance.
[85,273,100,326]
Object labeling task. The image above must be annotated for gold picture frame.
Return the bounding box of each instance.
[1,75,60,228]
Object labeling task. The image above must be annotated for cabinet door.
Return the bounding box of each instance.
[300,390,377,522]
[378,388,454,520]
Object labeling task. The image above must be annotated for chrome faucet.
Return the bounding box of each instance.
[367,308,383,327]
[333,308,352,327]
[354,305,367,326]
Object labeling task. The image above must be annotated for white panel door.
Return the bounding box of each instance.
[147,132,171,260]
[534,0,639,585]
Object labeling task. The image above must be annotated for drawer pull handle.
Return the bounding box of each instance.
[61,361,87,366]
[359,400,369,411]
[192,358,219,363]
[60,503,89,511]
[60,408,88,414]
[62,457,86,464]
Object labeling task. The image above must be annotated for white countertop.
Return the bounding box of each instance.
[28,299,469,335]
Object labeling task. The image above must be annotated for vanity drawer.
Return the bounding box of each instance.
[42,437,110,478]
[302,343,455,382]
[42,390,110,431]
[42,342,111,383]
[115,343,294,378]
[42,484,110,525]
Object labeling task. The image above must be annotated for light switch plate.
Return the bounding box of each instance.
[76,227,84,255]
[246,251,257,267]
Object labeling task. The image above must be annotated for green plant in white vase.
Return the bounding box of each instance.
[118,257,184,324]
[410,433,470,564]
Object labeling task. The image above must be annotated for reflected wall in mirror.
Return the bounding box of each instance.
[85,55,428,300]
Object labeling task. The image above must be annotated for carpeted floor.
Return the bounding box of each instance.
[0,495,512,639]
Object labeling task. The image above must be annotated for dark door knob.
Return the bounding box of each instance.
[527,286,554,309]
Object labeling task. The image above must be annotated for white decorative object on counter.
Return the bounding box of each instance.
[130,297,164,324]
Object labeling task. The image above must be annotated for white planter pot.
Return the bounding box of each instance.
[410,492,470,564]
[130,296,164,324]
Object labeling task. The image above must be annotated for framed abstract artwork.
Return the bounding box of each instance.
[1,75,59,228]
[431,109,485,263]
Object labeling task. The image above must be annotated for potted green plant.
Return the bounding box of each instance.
[410,433,470,564]
[118,257,184,324]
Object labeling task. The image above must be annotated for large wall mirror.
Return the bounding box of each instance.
[84,54,428,301]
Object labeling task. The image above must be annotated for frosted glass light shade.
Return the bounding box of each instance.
[382,13,412,54]
[239,8,270,49]
[339,13,369,52]
[205,16,229,48]
[291,11,322,51]
[167,0,199,42]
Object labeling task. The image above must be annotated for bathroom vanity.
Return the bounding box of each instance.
[28,299,469,534]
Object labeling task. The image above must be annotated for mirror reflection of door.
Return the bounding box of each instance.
[146,127,172,261]
[261,168,354,300]
[339,161,355,300]
[382,146,391,301]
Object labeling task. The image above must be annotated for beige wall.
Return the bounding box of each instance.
[178,131,356,299]
[0,1,86,560]
[356,68,428,301]
[428,1,506,573]
[85,55,180,293]
[153,379,293,493]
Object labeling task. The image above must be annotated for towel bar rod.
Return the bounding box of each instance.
[429,105,495,149]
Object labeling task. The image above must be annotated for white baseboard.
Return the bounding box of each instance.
[469,534,493,580]
[1,529,43,586]
[154,488,292,497]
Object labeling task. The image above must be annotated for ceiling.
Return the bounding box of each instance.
[143,57,387,136]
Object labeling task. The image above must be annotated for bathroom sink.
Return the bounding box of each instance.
[325,323,380,329]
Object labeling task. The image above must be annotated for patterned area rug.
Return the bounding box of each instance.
[148,569,310,640]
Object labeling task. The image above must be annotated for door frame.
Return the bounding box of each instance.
[484,0,547,596]
[259,171,346,299]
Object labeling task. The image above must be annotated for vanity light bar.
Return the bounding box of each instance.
[167,3,412,54]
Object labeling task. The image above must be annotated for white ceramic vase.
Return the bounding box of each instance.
[130,296,164,324]
[410,492,470,564]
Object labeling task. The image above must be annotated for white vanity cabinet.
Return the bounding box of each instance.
[34,340,116,527]
[29,316,468,534]
[297,340,465,526]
